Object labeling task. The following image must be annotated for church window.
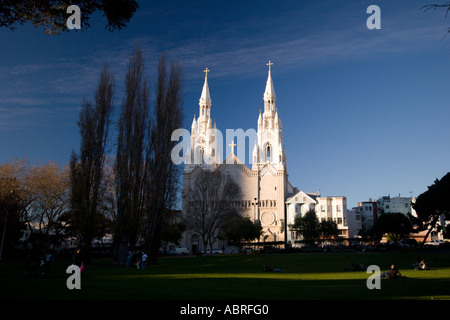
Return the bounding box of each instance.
[266,144,272,162]
[321,205,326,212]
[196,147,204,164]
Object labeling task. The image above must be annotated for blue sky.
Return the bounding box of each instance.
[0,0,449,208]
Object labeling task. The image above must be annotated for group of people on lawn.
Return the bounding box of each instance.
[127,250,148,269]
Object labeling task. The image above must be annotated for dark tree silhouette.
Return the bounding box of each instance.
[70,64,114,262]
[0,0,138,34]
[144,54,184,264]
[113,46,150,265]
[422,2,450,39]
[413,172,450,244]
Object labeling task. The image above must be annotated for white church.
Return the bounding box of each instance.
[180,62,355,252]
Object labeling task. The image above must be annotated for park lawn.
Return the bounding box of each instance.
[1,250,449,300]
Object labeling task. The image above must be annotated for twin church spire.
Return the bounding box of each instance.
[263,60,276,111]
[199,67,211,108]
[190,62,284,168]
[192,68,214,136]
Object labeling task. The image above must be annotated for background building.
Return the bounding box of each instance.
[377,195,417,217]
[352,200,379,232]
[286,192,352,246]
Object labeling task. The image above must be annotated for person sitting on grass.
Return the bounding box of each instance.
[415,260,429,271]
[388,265,406,279]
[263,265,284,272]
[351,262,367,271]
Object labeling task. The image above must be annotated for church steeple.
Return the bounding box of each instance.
[253,61,285,171]
[197,68,212,132]
[188,68,219,167]
[263,61,276,113]
[199,67,211,109]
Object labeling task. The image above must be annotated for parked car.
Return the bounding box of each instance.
[400,239,418,247]
[204,248,221,254]
[175,247,189,255]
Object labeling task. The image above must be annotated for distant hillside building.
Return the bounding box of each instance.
[377,195,417,217]
[286,192,355,245]
[352,200,379,232]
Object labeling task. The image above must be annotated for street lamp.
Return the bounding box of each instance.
[251,197,262,245]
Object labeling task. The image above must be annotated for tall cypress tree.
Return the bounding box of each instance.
[113,46,150,265]
[70,64,114,262]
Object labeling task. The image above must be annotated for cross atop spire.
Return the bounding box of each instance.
[267,60,273,73]
[204,67,210,79]
[229,141,237,155]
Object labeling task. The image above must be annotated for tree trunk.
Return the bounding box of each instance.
[421,216,439,246]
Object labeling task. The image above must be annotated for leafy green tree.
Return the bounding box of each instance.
[319,219,339,241]
[371,212,413,242]
[221,214,262,252]
[412,172,450,245]
[290,209,320,244]
[159,209,186,253]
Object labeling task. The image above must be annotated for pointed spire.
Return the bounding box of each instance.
[199,68,212,107]
[263,61,276,102]
[191,114,197,133]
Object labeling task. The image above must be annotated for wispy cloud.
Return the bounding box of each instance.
[0,1,446,130]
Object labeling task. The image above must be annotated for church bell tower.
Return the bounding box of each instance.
[187,68,219,168]
[252,61,285,170]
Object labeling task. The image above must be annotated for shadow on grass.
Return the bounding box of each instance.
[1,252,450,300]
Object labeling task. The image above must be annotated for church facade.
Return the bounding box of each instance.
[180,63,298,252]
[179,63,353,252]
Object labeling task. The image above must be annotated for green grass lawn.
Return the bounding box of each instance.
[1,249,450,300]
